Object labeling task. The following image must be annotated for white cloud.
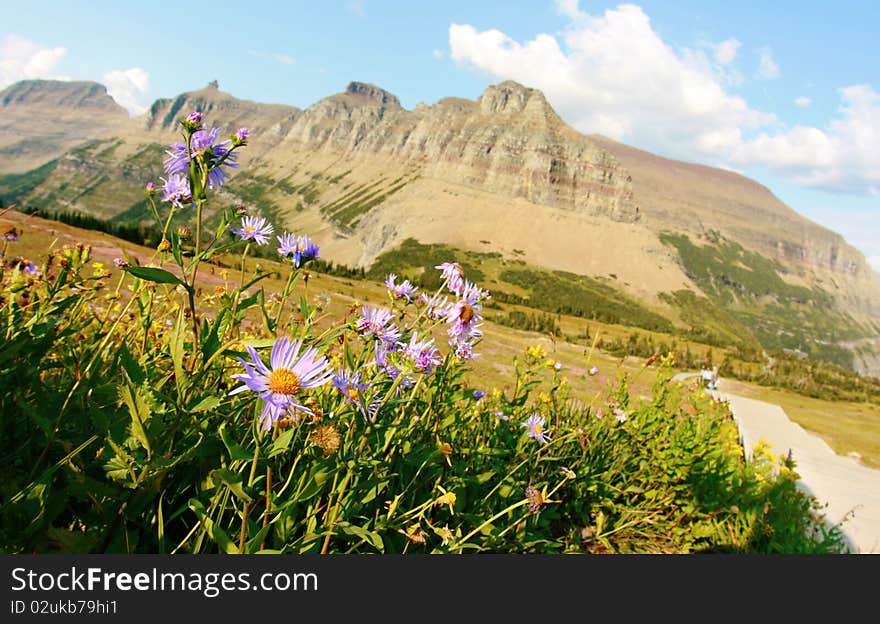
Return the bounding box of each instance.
[714,38,741,65]
[0,33,67,88]
[733,84,880,194]
[756,46,780,80]
[102,68,150,116]
[449,4,775,161]
[794,96,812,107]
[448,2,880,197]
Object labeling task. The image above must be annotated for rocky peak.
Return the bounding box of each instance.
[345,81,402,110]
[478,80,557,119]
[0,79,127,116]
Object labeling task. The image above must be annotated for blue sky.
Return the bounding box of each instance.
[1,0,878,271]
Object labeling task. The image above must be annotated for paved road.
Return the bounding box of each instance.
[673,373,880,554]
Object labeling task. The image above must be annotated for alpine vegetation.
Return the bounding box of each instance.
[0,112,849,554]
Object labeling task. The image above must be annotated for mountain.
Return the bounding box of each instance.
[1,77,879,374]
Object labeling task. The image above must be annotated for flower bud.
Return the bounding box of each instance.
[232,127,249,146]
[145,181,156,195]
[177,225,192,240]
[158,238,172,253]
[181,110,204,132]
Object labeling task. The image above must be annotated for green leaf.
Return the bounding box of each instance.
[189,499,240,554]
[337,521,385,552]
[268,428,296,458]
[210,468,253,504]
[124,266,185,286]
[218,424,253,461]
[190,395,223,413]
[118,379,153,456]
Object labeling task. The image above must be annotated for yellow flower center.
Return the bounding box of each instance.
[268,368,301,395]
[534,423,543,435]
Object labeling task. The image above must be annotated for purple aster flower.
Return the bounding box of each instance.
[164,126,238,189]
[473,389,485,401]
[435,261,465,296]
[446,280,485,346]
[494,410,510,421]
[291,235,319,268]
[113,257,131,268]
[231,216,274,245]
[614,408,627,424]
[554,361,563,370]
[369,341,413,390]
[21,260,42,277]
[401,332,442,374]
[418,292,452,320]
[589,366,599,376]
[385,273,418,301]
[277,231,298,257]
[229,337,333,430]
[160,174,192,208]
[332,369,375,421]
[1,226,19,242]
[144,181,156,194]
[453,340,480,361]
[521,413,550,444]
[234,127,249,144]
[356,306,401,344]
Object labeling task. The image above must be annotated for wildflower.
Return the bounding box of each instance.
[595,409,605,420]
[177,225,192,240]
[157,238,172,253]
[521,413,550,444]
[20,260,41,277]
[385,273,418,300]
[554,361,563,370]
[231,216,274,245]
[164,125,238,189]
[435,261,464,295]
[311,424,341,457]
[614,408,627,423]
[589,366,599,376]
[561,466,576,479]
[445,280,485,346]
[371,341,414,389]
[332,369,376,421]
[418,291,451,320]
[525,485,544,514]
[233,127,249,146]
[182,110,204,131]
[401,332,442,374]
[436,488,456,513]
[1,226,20,242]
[229,337,333,430]
[144,181,156,195]
[473,389,485,401]
[160,174,192,208]
[290,235,319,268]
[276,232,298,257]
[453,340,480,361]
[494,410,510,421]
[434,525,453,546]
[356,306,401,344]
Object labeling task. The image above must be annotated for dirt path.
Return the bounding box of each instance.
[673,373,880,554]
